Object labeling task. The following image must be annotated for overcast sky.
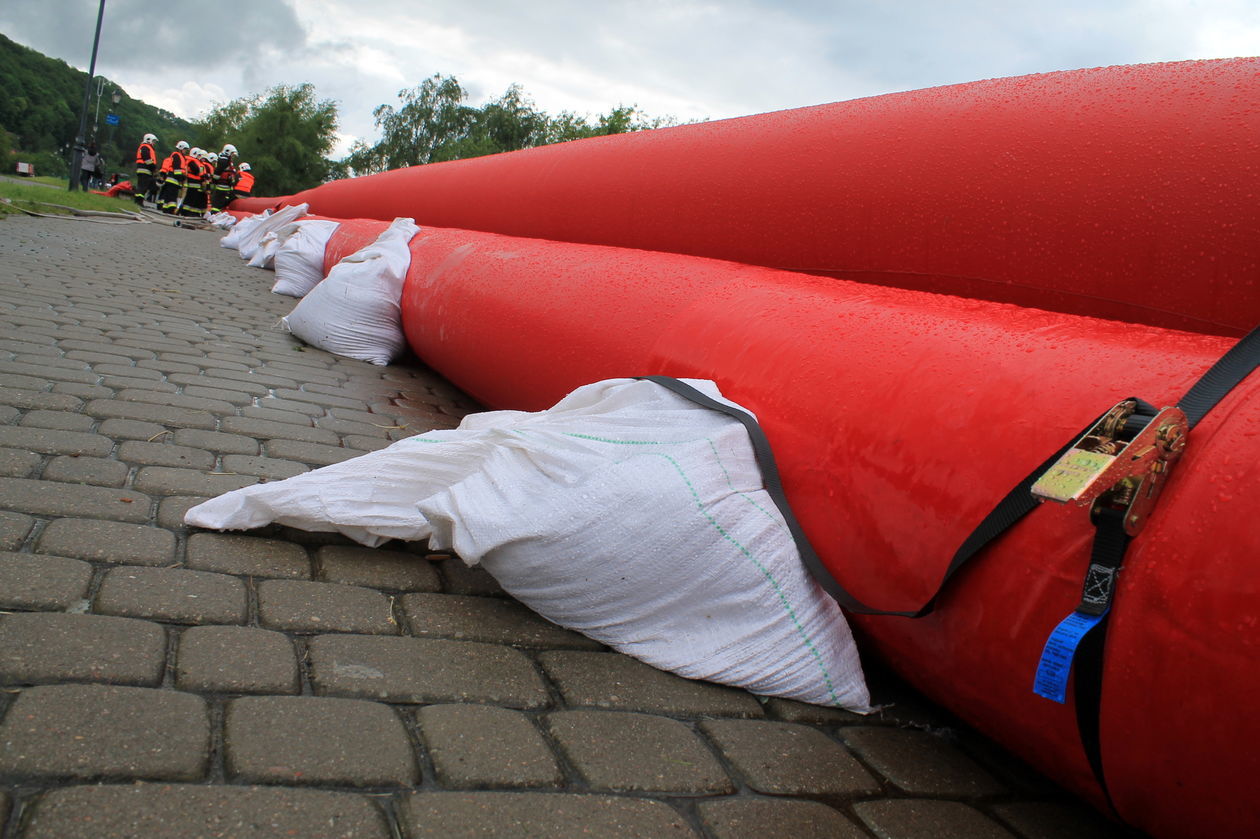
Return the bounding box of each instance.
[3,1,1257,157]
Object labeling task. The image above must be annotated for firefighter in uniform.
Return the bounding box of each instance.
[157,140,190,214]
[180,149,208,219]
[232,162,255,202]
[211,143,238,211]
[134,133,159,206]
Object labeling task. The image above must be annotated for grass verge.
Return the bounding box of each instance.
[0,180,139,219]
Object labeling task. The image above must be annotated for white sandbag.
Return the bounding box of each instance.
[271,219,341,297]
[220,210,269,250]
[207,211,237,230]
[247,231,279,269]
[279,217,418,365]
[238,203,309,262]
[185,377,870,710]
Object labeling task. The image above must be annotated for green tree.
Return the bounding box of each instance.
[345,73,682,176]
[195,83,339,194]
[345,74,475,174]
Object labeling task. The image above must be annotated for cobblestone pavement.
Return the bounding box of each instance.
[0,215,1128,838]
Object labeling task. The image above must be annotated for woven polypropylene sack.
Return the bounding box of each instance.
[280,217,418,365]
[184,377,870,710]
[272,220,342,297]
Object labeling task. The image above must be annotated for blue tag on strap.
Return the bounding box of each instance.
[1034,609,1109,704]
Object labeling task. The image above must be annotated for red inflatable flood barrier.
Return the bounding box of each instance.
[289,58,1259,336]
[398,224,1260,839]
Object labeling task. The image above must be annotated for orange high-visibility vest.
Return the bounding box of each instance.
[135,142,157,168]
[160,151,186,177]
[185,156,204,185]
[234,171,255,194]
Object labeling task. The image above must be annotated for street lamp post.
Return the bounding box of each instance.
[68,0,107,192]
[107,90,122,158]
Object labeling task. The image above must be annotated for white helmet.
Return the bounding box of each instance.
[221,144,237,157]
[238,162,251,172]
[206,152,219,164]
[175,140,190,151]
[143,133,157,144]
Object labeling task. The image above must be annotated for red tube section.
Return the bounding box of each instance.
[297,58,1259,335]
[399,225,1259,839]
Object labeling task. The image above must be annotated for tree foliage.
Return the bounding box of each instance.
[0,33,192,177]
[345,74,679,176]
[194,84,339,194]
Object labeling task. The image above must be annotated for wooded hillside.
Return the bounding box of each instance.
[0,33,193,177]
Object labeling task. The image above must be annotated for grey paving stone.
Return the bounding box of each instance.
[539,651,764,718]
[273,387,369,411]
[398,791,697,838]
[258,579,397,634]
[245,402,323,422]
[0,510,34,549]
[100,375,179,394]
[262,438,367,465]
[94,363,162,380]
[220,453,310,479]
[157,494,208,529]
[117,388,236,414]
[42,454,129,487]
[0,388,85,411]
[133,465,260,497]
[417,704,562,789]
[176,625,300,694]
[66,349,138,367]
[316,544,442,591]
[0,684,209,781]
[0,612,167,686]
[21,784,392,839]
[0,360,96,384]
[989,801,1119,839]
[0,476,149,522]
[854,800,1017,839]
[84,399,218,429]
[0,551,92,610]
[117,440,216,469]
[97,417,171,441]
[309,634,549,708]
[401,592,601,649]
[341,435,394,452]
[434,556,506,596]
[314,414,398,438]
[53,381,115,400]
[548,710,733,794]
[221,416,341,445]
[185,532,311,579]
[697,798,868,839]
[95,566,247,625]
[0,447,41,478]
[226,695,418,786]
[167,372,270,396]
[19,409,95,431]
[171,427,261,454]
[840,727,1005,797]
[0,425,112,456]
[158,352,249,372]
[36,517,177,566]
[700,719,880,796]
[181,384,254,405]
[61,339,156,360]
[198,367,299,390]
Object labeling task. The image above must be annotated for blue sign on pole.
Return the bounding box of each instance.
[105,113,120,125]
